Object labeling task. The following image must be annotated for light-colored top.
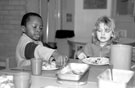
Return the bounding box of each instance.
[82,42,111,58]
[16,33,55,67]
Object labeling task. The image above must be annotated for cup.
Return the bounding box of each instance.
[110,44,132,70]
[31,58,42,75]
[14,72,31,88]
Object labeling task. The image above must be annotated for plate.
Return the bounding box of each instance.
[0,74,14,88]
[42,62,58,70]
[82,57,109,65]
[41,86,64,88]
[42,66,58,70]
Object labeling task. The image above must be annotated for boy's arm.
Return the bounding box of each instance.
[77,43,93,59]
[25,42,38,59]
[25,42,55,61]
[50,51,69,67]
[25,42,68,67]
[18,59,31,67]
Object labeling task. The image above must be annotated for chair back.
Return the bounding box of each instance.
[115,29,127,38]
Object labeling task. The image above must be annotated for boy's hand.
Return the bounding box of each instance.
[55,55,69,68]
[52,51,69,68]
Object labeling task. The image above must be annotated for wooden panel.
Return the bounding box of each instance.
[83,0,107,9]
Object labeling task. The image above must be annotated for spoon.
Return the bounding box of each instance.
[109,64,113,80]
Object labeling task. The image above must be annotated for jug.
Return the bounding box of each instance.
[110,44,132,70]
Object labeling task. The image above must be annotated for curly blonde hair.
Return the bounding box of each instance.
[92,16,116,44]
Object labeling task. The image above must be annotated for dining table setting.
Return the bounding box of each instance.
[0,55,135,88]
[1,44,135,88]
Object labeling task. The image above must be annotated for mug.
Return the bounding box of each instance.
[31,58,42,75]
[14,72,31,88]
[110,44,132,70]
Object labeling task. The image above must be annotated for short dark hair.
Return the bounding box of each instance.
[21,12,42,26]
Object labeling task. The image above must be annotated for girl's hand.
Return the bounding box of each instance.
[78,52,87,60]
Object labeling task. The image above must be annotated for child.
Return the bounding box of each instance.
[77,16,116,59]
[16,12,68,67]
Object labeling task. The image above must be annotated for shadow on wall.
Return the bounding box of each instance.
[55,30,75,39]
[55,30,75,57]
[42,30,74,49]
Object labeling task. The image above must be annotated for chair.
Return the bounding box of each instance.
[67,39,86,59]
[115,29,127,38]
[0,56,17,70]
[0,57,10,69]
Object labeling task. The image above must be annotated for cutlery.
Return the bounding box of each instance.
[109,64,113,80]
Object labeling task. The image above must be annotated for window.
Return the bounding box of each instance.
[83,0,107,9]
[116,0,134,15]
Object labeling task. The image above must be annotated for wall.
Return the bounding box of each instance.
[74,0,112,40]
[42,0,75,43]
[0,0,40,68]
[0,0,26,61]
[111,0,135,39]
[26,0,40,13]
[61,0,74,30]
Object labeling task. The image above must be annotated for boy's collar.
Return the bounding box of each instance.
[23,33,40,42]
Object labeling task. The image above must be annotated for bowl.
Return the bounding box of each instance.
[57,63,89,81]
[97,69,134,88]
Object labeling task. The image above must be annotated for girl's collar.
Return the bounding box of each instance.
[94,40,112,47]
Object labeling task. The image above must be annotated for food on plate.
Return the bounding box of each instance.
[42,86,63,88]
[0,75,14,88]
[42,61,57,70]
[82,57,109,65]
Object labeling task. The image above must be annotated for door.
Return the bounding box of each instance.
[112,0,135,38]
[41,0,61,43]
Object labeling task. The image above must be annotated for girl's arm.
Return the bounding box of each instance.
[77,43,93,59]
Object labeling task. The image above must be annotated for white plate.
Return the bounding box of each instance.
[41,86,64,88]
[82,57,109,65]
[42,66,58,70]
[42,61,58,70]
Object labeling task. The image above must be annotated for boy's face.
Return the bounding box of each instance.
[96,23,113,43]
[23,16,43,41]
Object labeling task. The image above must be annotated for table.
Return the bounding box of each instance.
[0,59,135,88]
[118,38,135,47]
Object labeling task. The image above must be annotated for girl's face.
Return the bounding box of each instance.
[23,16,43,41]
[96,23,113,43]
